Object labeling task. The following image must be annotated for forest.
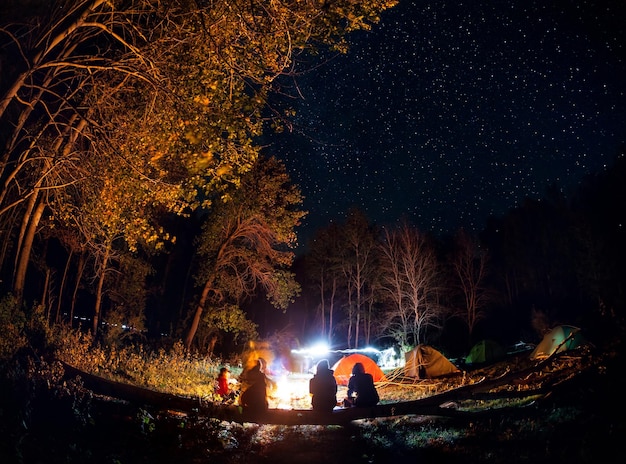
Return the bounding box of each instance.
[0,0,624,365]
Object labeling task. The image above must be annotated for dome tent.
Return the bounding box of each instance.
[331,353,387,386]
[465,339,506,365]
[530,325,587,360]
[404,345,460,379]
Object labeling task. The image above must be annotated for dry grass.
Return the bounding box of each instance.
[55,325,598,416]
[5,328,618,464]
[54,329,226,400]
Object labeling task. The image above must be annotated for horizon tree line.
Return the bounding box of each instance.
[299,152,625,357]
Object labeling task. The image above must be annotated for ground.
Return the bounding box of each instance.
[1,347,622,463]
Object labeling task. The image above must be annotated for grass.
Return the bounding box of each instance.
[0,326,622,463]
[53,329,231,400]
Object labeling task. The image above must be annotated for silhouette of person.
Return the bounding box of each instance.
[309,359,338,412]
[344,362,379,407]
[239,359,269,414]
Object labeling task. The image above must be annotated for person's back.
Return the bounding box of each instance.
[239,360,268,414]
[309,359,337,412]
[346,362,379,407]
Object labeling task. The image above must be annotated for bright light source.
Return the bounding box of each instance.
[310,342,330,356]
[361,346,380,353]
[291,341,330,356]
[269,374,311,409]
[339,346,381,354]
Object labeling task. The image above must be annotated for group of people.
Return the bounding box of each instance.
[309,359,379,412]
[215,359,269,413]
[215,357,380,415]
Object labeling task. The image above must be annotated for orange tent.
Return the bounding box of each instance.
[331,353,387,386]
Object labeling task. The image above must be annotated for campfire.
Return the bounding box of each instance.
[268,373,312,409]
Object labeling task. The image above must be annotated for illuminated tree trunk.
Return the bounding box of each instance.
[41,267,51,319]
[55,249,73,324]
[339,208,377,349]
[13,194,45,304]
[0,208,19,271]
[93,241,112,335]
[207,334,218,357]
[328,279,335,344]
[0,0,108,119]
[318,272,326,337]
[70,251,87,326]
[184,278,214,351]
[11,112,83,305]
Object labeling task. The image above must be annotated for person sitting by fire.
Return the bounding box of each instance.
[343,362,379,407]
[309,359,338,413]
[239,358,269,414]
[216,367,238,403]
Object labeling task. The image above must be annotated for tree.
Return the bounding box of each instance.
[0,1,173,305]
[448,228,493,342]
[0,0,398,323]
[337,208,378,349]
[52,135,173,335]
[378,220,443,351]
[99,253,152,347]
[184,156,305,351]
[480,188,580,332]
[306,223,344,344]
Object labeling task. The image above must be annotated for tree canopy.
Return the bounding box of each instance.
[0,0,397,343]
[185,155,305,351]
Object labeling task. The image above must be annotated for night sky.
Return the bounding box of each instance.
[265,0,625,251]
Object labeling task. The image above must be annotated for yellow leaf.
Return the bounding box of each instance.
[216,164,231,176]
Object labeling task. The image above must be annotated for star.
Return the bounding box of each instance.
[264,0,626,251]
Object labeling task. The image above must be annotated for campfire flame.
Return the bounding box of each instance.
[269,374,311,409]
[243,340,313,409]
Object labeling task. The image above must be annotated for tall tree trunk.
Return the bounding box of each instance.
[318,272,326,337]
[328,278,337,344]
[355,310,361,349]
[0,0,107,119]
[42,267,51,319]
[93,242,111,335]
[346,307,353,349]
[56,249,73,324]
[0,207,20,272]
[13,191,39,276]
[207,334,218,357]
[184,278,213,351]
[70,251,87,326]
[10,111,80,303]
[365,298,374,345]
[13,195,45,304]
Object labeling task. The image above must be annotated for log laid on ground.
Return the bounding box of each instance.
[59,353,589,426]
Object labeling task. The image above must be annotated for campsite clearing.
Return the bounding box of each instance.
[11,343,621,463]
[61,344,599,424]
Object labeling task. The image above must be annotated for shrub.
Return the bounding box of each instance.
[53,331,223,399]
[0,294,27,363]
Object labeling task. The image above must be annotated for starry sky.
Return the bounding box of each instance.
[265,0,625,252]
